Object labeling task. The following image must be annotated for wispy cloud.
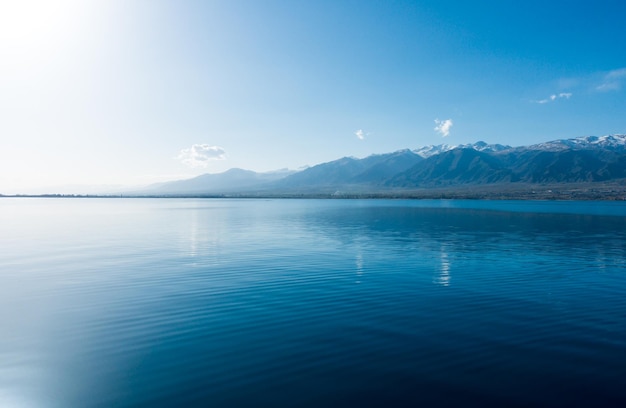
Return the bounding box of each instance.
[596,68,626,92]
[434,119,453,137]
[533,67,626,102]
[176,144,226,168]
[534,92,572,104]
[354,129,368,140]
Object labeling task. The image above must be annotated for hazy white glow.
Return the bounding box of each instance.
[0,1,70,39]
[0,0,81,62]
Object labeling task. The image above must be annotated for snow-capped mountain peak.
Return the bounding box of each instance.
[574,134,626,148]
[415,134,626,157]
[413,143,456,158]
[527,134,626,151]
[413,141,512,158]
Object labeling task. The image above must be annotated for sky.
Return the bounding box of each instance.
[1,0,626,193]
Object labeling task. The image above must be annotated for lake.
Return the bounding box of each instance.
[1,198,625,407]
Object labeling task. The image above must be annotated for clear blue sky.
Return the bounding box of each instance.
[1,0,625,193]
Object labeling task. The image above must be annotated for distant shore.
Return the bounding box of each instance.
[3,181,626,201]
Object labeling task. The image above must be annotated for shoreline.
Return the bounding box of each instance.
[2,182,626,201]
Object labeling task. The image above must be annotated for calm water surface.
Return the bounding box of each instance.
[1,198,626,407]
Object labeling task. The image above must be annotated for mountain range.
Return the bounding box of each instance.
[140,134,626,196]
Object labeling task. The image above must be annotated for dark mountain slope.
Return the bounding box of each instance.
[504,149,625,183]
[273,157,367,188]
[350,150,423,183]
[273,150,423,189]
[388,148,516,187]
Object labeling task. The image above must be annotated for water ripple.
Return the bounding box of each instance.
[1,198,625,407]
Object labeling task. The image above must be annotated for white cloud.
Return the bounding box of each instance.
[176,144,226,168]
[434,119,453,138]
[596,68,626,92]
[354,129,368,140]
[534,92,572,104]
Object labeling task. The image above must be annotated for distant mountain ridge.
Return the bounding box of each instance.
[274,149,423,190]
[142,134,626,195]
[524,134,626,152]
[142,168,295,195]
[413,141,512,158]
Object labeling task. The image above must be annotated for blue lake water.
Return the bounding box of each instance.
[1,198,626,407]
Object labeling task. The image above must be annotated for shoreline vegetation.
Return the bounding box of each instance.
[3,181,626,201]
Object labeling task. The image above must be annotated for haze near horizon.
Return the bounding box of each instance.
[2,0,626,194]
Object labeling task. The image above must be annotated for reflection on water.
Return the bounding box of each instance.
[189,207,198,257]
[355,251,363,284]
[436,246,451,287]
[1,198,625,407]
